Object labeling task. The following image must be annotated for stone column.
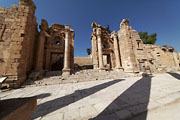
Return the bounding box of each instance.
[91,31,98,69]
[112,31,123,71]
[62,25,71,76]
[70,32,75,70]
[35,31,45,71]
[35,19,49,71]
[97,28,104,70]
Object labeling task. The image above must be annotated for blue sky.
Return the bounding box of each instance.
[0,0,180,56]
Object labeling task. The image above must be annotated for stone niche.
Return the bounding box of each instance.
[0,0,74,88]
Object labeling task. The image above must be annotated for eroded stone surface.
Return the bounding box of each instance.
[91,19,180,74]
[0,0,74,88]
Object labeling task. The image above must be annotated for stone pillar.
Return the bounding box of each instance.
[35,19,49,71]
[35,31,45,71]
[62,25,71,76]
[70,32,75,70]
[97,28,104,70]
[112,31,123,71]
[91,31,98,69]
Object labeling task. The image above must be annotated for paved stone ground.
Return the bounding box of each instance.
[1,72,180,120]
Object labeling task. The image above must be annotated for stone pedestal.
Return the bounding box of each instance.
[62,69,71,76]
[62,25,71,76]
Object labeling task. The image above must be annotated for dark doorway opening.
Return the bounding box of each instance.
[51,53,64,71]
[103,54,112,69]
[107,54,111,68]
[139,62,146,72]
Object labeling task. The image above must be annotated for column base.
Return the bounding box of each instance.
[114,67,124,72]
[62,69,71,76]
[28,70,45,81]
[93,64,98,69]
[98,67,106,71]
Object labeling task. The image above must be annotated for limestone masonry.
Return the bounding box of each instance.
[0,0,180,88]
[0,0,74,88]
[91,19,180,73]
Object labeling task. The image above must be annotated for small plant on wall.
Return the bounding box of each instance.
[86,48,91,55]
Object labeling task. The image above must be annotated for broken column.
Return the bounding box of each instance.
[62,25,71,76]
[35,19,49,71]
[97,28,104,70]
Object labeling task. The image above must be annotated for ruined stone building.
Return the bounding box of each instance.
[0,0,179,88]
[0,0,74,88]
[91,19,180,73]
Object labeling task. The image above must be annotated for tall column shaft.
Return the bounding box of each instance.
[114,36,121,69]
[91,35,98,69]
[64,31,70,69]
[35,31,45,71]
[97,35,104,69]
[63,26,71,75]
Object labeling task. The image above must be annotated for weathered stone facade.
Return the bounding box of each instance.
[74,57,93,70]
[0,0,37,88]
[91,19,180,74]
[34,21,74,75]
[144,45,180,73]
[0,1,179,88]
[91,22,123,71]
[0,0,74,88]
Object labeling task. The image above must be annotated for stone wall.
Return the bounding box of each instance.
[0,0,75,88]
[118,19,149,73]
[74,57,93,66]
[0,0,38,87]
[18,0,38,85]
[118,19,139,73]
[144,44,180,73]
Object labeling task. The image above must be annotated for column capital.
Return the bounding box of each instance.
[65,25,71,33]
[65,25,70,29]
[96,28,102,36]
[91,32,96,40]
[111,31,118,39]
